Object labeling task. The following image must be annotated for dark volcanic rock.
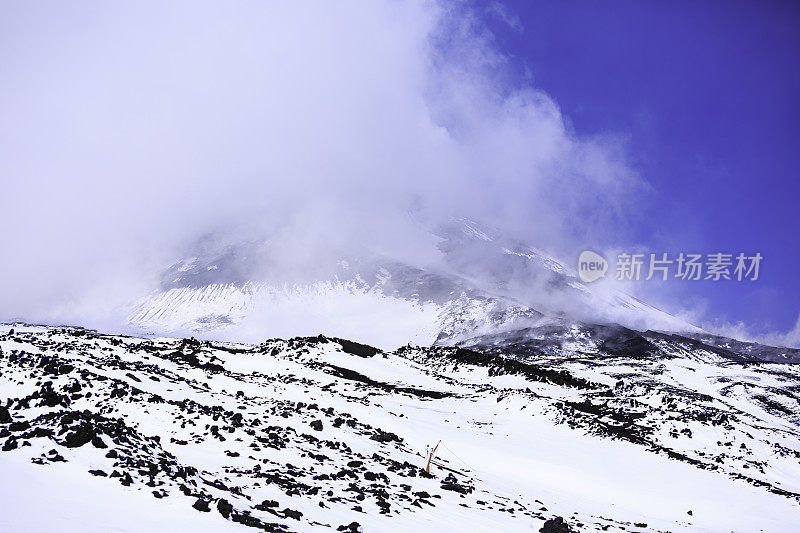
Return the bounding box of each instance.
[216,498,233,518]
[63,423,95,448]
[255,499,280,510]
[9,421,30,432]
[282,508,303,520]
[193,498,211,512]
[540,516,574,533]
[335,338,379,358]
[371,430,401,443]
[440,473,473,494]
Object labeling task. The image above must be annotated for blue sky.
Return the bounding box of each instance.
[486,0,800,337]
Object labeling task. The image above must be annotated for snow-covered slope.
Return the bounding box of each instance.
[128,280,443,351]
[2,324,799,532]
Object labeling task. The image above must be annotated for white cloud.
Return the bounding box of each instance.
[0,1,642,328]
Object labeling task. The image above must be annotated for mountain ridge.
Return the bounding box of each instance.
[126,217,699,350]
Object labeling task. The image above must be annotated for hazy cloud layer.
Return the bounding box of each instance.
[1,1,645,329]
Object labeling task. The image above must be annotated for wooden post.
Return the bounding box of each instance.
[425,440,441,474]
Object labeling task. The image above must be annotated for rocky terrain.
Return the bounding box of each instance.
[2,323,799,532]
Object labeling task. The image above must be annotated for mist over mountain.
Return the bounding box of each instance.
[0,1,644,336]
[117,215,693,350]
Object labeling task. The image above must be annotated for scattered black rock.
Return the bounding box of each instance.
[440,473,473,494]
[371,429,401,443]
[3,323,799,533]
[335,338,379,358]
[217,498,233,519]
[193,498,211,512]
[324,364,449,399]
[540,516,574,533]
[281,508,303,520]
[9,421,30,432]
[255,499,280,510]
[62,423,95,448]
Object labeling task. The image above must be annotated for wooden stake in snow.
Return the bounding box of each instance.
[425,440,441,474]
